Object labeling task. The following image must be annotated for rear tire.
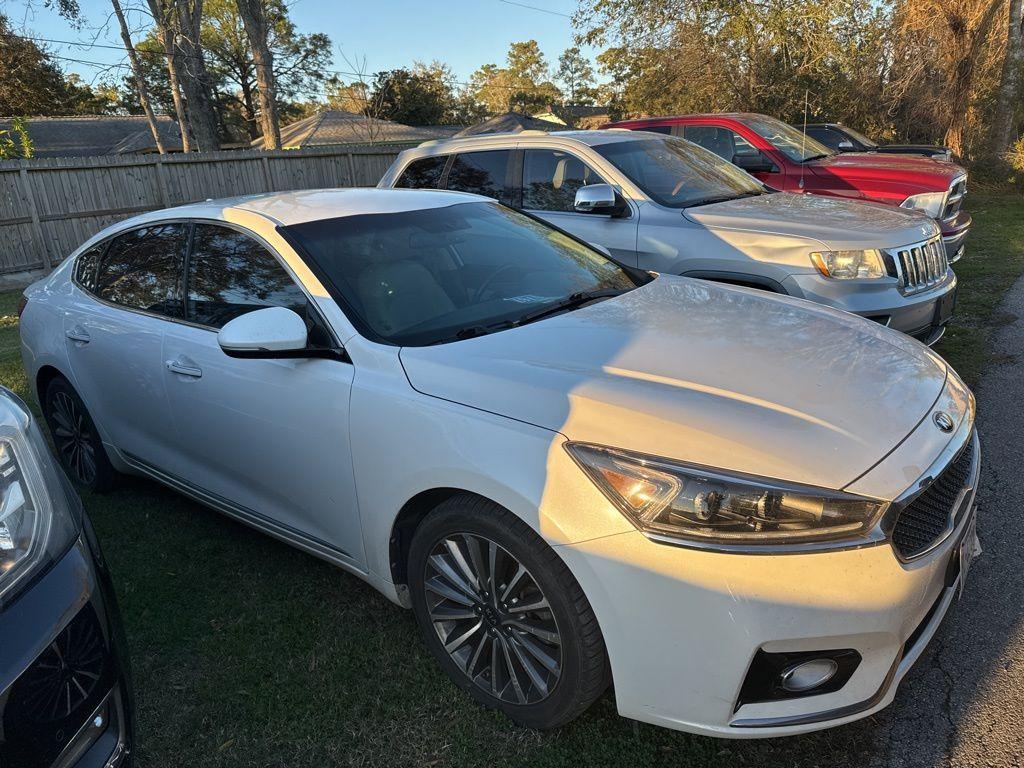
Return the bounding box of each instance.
[408,494,610,729]
[42,376,117,492]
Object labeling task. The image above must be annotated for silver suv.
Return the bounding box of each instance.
[379,130,958,344]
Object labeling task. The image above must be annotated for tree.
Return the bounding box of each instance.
[556,46,595,104]
[992,0,1023,156]
[235,0,280,148]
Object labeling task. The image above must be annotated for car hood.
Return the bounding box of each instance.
[399,276,948,491]
[808,152,964,187]
[683,192,936,247]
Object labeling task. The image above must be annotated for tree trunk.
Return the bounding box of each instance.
[172,0,222,151]
[236,0,281,149]
[992,0,1024,156]
[110,0,166,153]
[147,0,193,152]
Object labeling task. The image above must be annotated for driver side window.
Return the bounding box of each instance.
[522,149,607,213]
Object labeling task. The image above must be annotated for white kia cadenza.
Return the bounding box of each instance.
[19,189,980,738]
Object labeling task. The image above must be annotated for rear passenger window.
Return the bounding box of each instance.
[445,150,511,204]
[522,149,608,212]
[73,243,104,293]
[96,223,186,317]
[187,224,308,329]
[396,156,448,189]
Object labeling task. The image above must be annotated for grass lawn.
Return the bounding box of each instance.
[2,192,1022,767]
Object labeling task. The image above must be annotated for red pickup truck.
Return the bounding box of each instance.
[604,113,971,260]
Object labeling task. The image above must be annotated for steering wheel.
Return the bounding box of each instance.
[473,264,521,302]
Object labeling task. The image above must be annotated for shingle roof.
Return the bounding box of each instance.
[261,110,456,148]
[454,112,565,138]
[0,115,180,157]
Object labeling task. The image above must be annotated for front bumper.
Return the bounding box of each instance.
[556,419,980,738]
[782,271,957,344]
[0,515,133,767]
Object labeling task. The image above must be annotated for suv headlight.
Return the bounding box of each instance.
[0,400,78,602]
[566,443,886,547]
[809,249,886,279]
[900,191,947,218]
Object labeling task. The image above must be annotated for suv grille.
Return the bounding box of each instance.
[942,175,967,220]
[891,237,948,295]
[892,436,975,559]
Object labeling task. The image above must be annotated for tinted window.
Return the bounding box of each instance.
[74,243,104,293]
[96,223,186,316]
[284,202,639,346]
[522,149,608,212]
[186,224,308,329]
[595,137,764,208]
[396,155,448,189]
[445,151,511,204]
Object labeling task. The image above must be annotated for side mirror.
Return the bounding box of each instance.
[732,151,776,174]
[218,307,308,359]
[574,184,628,217]
[837,140,854,151]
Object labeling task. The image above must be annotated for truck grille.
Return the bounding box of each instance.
[942,175,967,220]
[892,435,975,559]
[890,237,949,295]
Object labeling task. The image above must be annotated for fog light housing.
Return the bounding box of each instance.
[735,648,861,710]
[780,658,840,692]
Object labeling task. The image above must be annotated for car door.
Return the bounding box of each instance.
[62,222,185,468]
[519,148,639,264]
[159,222,364,565]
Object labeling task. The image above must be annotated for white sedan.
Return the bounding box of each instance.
[19,188,980,737]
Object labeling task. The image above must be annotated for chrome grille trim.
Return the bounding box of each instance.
[888,236,949,295]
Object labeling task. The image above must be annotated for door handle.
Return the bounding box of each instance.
[65,327,91,344]
[165,360,203,378]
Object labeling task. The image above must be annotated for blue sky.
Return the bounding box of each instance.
[14,0,597,94]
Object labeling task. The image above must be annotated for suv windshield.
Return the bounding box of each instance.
[283,202,642,346]
[594,137,765,208]
[742,116,834,162]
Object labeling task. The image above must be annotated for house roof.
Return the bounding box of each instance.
[0,115,180,157]
[261,110,457,148]
[454,112,565,138]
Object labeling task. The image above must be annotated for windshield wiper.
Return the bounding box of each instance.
[514,288,626,327]
[681,190,763,209]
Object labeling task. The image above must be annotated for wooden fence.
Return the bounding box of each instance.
[0,144,410,275]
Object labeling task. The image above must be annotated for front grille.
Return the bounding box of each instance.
[892,436,975,558]
[942,175,967,220]
[891,237,949,295]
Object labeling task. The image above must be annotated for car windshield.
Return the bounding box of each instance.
[283,201,642,346]
[593,137,765,208]
[839,124,877,148]
[743,115,835,162]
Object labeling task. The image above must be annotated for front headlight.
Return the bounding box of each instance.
[900,191,947,218]
[566,443,886,547]
[0,403,78,602]
[809,249,886,279]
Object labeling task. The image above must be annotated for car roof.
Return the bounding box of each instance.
[116,187,491,229]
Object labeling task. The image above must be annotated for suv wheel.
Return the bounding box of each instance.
[42,377,116,492]
[408,495,610,729]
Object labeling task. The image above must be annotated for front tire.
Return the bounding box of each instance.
[408,495,610,729]
[42,376,117,492]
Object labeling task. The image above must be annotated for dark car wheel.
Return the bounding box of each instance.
[42,377,116,492]
[408,494,610,729]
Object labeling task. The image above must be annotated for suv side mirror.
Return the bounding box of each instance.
[837,140,855,151]
[732,151,776,174]
[574,184,628,217]
[218,307,308,359]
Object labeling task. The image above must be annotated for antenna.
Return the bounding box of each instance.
[799,89,809,191]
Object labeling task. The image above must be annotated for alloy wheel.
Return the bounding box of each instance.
[50,391,97,486]
[423,533,562,705]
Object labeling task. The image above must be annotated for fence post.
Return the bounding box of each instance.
[19,162,51,271]
[154,158,170,207]
[346,153,357,187]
